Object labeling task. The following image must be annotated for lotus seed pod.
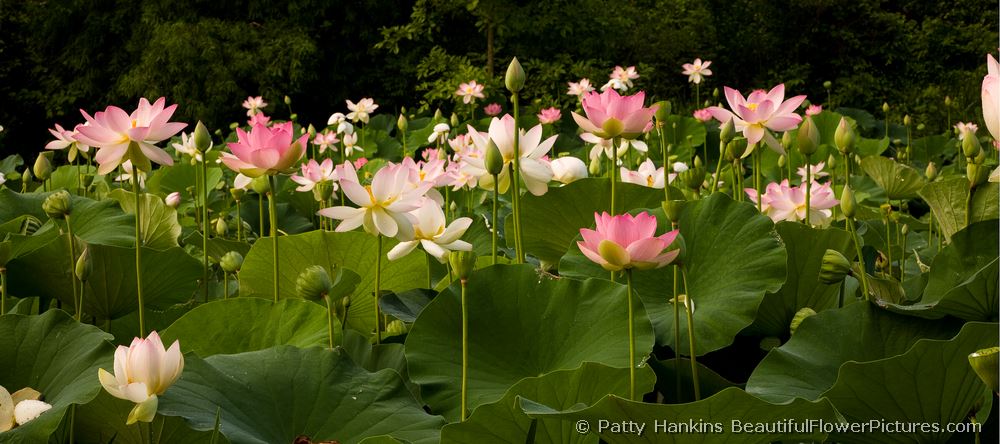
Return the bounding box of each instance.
[230,187,245,201]
[661,200,686,224]
[220,251,244,273]
[968,347,999,393]
[505,57,526,93]
[42,190,72,219]
[312,181,334,202]
[797,117,820,156]
[790,307,817,335]
[823,81,832,89]
[834,117,855,154]
[75,246,92,282]
[450,250,477,281]
[818,249,852,284]
[296,265,333,301]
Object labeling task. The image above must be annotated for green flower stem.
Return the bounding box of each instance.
[671,222,681,398]
[681,266,700,401]
[223,273,229,300]
[754,147,762,213]
[132,172,146,337]
[885,211,893,278]
[460,277,469,421]
[426,251,433,290]
[847,216,871,298]
[658,123,670,199]
[965,184,974,229]
[235,199,242,241]
[268,175,279,303]
[374,234,384,344]
[201,158,210,303]
[804,154,812,225]
[1,267,7,315]
[325,295,335,349]
[65,215,80,320]
[610,138,620,214]
[900,230,908,283]
[511,93,525,264]
[710,146,724,194]
[258,194,265,238]
[491,175,499,265]
[730,161,740,200]
[625,269,637,401]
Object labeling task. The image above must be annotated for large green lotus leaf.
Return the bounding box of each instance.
[27,193,136,248]
[44,165,95,195]
[511,178,680,264]
[158,346,445,444]
[405,264,655,421]
[910,134,956,162]
[656,115,706,160]
[108,189,183,250]
[238,230,426,335]
[560,193,786,355]
[0,189,46,224]
[161,297,338,357]
[183,231,251,262]
[860,156,926,200]
[648,358,741,404]
[146,161,223,200]
[746,222,854,336]
[822,321,996,443]
[75,391,222,444]
[0,310,114,443]
[441,363,657,444]
[746,301,963,402]
[919,178,999,241]
[877,220,998,320]
[519,387,842,444]
[855,136,891,157]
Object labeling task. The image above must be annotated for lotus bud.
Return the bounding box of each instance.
[42,190,72,219]
[485,140,504,175]
[777,154,786,168]
[215,217,228,237]
[397,113,408,132]
[654,101,671,123]
[33,152,53,181]
[823,80,832,89]
[962,134,982,158]
[283,95,292,106]
[449,250,477,282]
[903,115,911,126]
[193,121,212,153]
[797,117,819,156]
[251,176,270,194]
[449,201,458,213]
[289,113,298,121]
[840,185,856,218]
[75,246,92,282]
[693,156,703,169]
[917,123,925,131]
[835,117,855,154]
[229,122,239,131]
[925,162,938,181]
[230,187,245,201]
[944,96,952,107]
[505,57,526,93]
[386,320,408,337]
[781,131,794,152]
[588,156,601,176]
[790,307,817,335]
[20,169,32,186]
[719,118,736,144]
[449,112,459,128]
[882,102,889,113]
[433,108,443,122]
[661,200,686,224]
[14,400,52,426]
[968,347,999,393]
[296,265,333,301]
[165,192,181,209]
[220,251,244,274]
[819,249,851,284]
[827,154,836,168]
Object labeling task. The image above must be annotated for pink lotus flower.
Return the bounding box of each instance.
[955,122,979,141]
[353,157,368,169]
[537,107,562,124]
[805,104,823,116]
[602,66,639,92]
[248,113,271,127]
[578,212,680,271]
[796,161,829,182]
[692,108,713,122]
[165,192,181,208]
[707,84,807,154]
[983,53,999,141]
[681,58,713,84]
[550,156,588,184]
[98,331,184,425]
[455,80,486,104]
[74,98,187,175]
[342,132,361,157]
[221,122,308,177]
[346,98,378,124]
[46,123,91,154]
[746,179,839,225]
[483,103,502,116]
[572,89,658,139]
[313,131,340,154]
[291,158,338,192]
[567,79,595,96]
[318,161,431,238]
[242,96,267,116]
[620,159,666,189]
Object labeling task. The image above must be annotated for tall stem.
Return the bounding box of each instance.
[804,154,812,225]
[511,93,525,264]
[374,234,384,344]
[671,224,681,398]
[625,269,637,401]
[460,278,469,420]
[66,216,80,320]
[223,273,229,300]
[325,296,335,349]
[885,211,893,278]
[201,159,210,303]
[258,194,265,237]
[268,176,280,302]
[753,146,762,213]
[710,143,724,194]
[235,199,242,241]
[610,138,620,214]
[847,217,871,298]
[132,173,145,337]
[1,268,7,315]
[491,176,498,265]
[681,267,701,401]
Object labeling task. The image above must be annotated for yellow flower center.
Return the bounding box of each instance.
[747,103,759,111]
[646,176,654,187]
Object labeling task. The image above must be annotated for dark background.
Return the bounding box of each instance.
[0,0,996,158]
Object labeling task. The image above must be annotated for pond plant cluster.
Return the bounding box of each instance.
[0,54,998,444]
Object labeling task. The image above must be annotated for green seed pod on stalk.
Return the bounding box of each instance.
[661,200,686,224]
[251,176,270,194]
[296,265,333,301]
[818,249,851,284]
[790,307,817,335]
[42,190,72,219]
[449,250,477,282]
[968,347,999,393]
[220,251,244,274]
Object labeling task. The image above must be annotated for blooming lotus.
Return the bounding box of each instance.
[805,104,823,116]
[98,331,184,424]
[747,179,839,225]
[291,158,338,192]
[428,123,451,145]
[313,131,340,154]
[242,96,267,116]
[692,108,713,122]
[550,156,588,184]
[567,79,595,96]
[318,161,431,238]
[796,161,829,182]
[707,84,807,153]
[463,114,556,196]
[602,66,640,92]
[327,112,354,134]
[455,81,485,104]
[572,89,658,140]
[74,97,187,175]
[346,98,378,124]
[387,200,472,263]
[342,132,360,157]
[983,53,999,140]
[537,107,562,124]
[248,113,271,127]
[483,103,502,116]
[681,58,713,84]
[578,212,679,271]
[171,132,208,162]
[620,159,666,189]
[115,160,146,187]
[45,123,91,157]
[221,122,307,177]
[955,122,979,141]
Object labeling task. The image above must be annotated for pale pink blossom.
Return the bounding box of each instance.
[221,122,308,177]
[602,66,640,92]
[346,98,378,124]
[620,159,666,189]
[313,131,340,154]
[681,58,713,84]
[98,331,183,424]
[747,179,839,225]
[572,89,658,139]
[461,114,556,196]
[387,200,472,263]
[537,107,562,124]
[74,98,187,175]
[692,108,713,122]
[342,132,360,157]
[353,157,368,169]
[455,81,485,105]
[45,123,91,154]
[248,113,271,127]
[327,112,354,135]
[982,53,999,141]
[242,96,267,116]
[483,103,502,117]
[567,79,595,96]
[805,104,823,116]
[550,156,588,184]
[318,161,431,238]
[165,192,181,208]
[796,161,829,182]
[955,122,979,141]
[578,212,679,271]
[291,158,339,192]
[707,84,807,154]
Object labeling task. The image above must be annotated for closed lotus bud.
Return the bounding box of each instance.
[823,80,832,89]
[220,251,244,274]
[193,121,212,153]
[296,265,332,301]
[797,117,819,156]
[450,113,459,128]
[693,156,703,169]
[386,319,408,337]
[449,250,477,282]
[968,163,990,187]
[397,113,408,132]
[43,190,72,219]
[333,296,351,324]
[284,95,292,106]
[917,123,925,131]
[719,118,736,144]
[485,140,504,175]
[33,152,53,181]
[661,200,686,224]
[781,131,794,152]
[840,185,856,218]
[588,156,601,176]
[835,117,855,154]
[312,181,334,202]
[433,108,443,122]
[21,169,32,184]
[289,113,298,121]
[165,192,181,209]
[827,154,836,168]
[251,176,270,194]
[968,347,999,393]
[819,249,851,284]
[925,162,938,180]
[230,187,245,201]
[944,96,952,107]
[505,57,526,93]
[903,115,911,126]
[725,139,743,161]
[790,307,817,335]
[962,133,982,158]
[654,100,671,123]
[215,217,228,237]
[777,154,786,168]
[882,102,890,113]
[75,246,92,281]
[712,88,719,99]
